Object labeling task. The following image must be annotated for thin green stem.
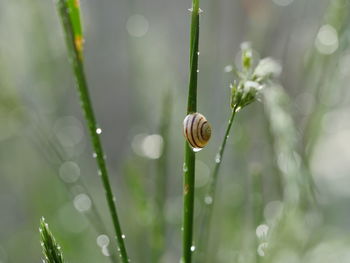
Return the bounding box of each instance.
[197,106,238,262]
[152,91,172,261]
[183,0,200,262]
[55,1,129,262]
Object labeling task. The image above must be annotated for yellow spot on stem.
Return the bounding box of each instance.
[184,184,189,195]
[74,35,84,59]
[74,0,80,8]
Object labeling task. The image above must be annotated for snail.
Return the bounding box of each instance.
[183,112,212,150]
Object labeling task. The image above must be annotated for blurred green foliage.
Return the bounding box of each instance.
[1,0,350,262]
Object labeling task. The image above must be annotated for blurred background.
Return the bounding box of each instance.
[1,0,350,262]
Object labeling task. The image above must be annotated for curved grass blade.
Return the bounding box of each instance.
[54,1,130,262]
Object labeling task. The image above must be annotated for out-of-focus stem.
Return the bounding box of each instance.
[197,106,238,262]
[152,91,172,262]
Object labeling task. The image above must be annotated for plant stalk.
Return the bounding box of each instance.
[55,1,129,262]
[197,106,238,262]
[183,0,200,262]
[152,91,172,262]
[40,218,65,263]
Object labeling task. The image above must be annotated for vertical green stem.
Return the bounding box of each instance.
[251,168,263,263]
[152,91,172,261]
[55,1,129,262]
[183,0,200,262]
[197,106,238,262]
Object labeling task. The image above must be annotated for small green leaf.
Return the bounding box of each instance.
[39,218,65,263]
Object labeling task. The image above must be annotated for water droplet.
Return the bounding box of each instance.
[98,170,102,176]
[73,193,92,212]
[224,65,233,72]
[59,161,80,183]
[121,234,126,239]
[204,195,213,205]
[257,242,268,257]
[183,163,188,173]
[190,245,196,252]
[101,245,111,257]
[97,234,110,247]
[197,51,200,55]
[256,224,269,240]
[193,147,202,153]
[140,134,164,159]
[92,152,97,158]
[126,14,149,37]
[96,128,102,134]
[54,116,84,147]
[315,24,339,55]
[196,69,200,73]
[215,153,221,163]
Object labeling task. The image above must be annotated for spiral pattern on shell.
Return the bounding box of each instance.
[183,112,212,150]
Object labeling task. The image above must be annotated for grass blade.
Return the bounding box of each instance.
[54,1,129,262]
[183,0,200,262]
[196,106,238,262]
[152,91,172,261]
[40,218,65,263]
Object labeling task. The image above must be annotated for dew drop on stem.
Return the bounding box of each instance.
[193,147,202,153]
[183,163,188,173]
[215,153,221,163]
[204,195,213,205]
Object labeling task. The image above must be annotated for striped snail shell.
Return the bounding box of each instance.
[183,112,212,150]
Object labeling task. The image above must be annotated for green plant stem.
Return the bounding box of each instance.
[152,91,172,262]
[251,168,263,263]
[183,1,200,262]
[55,1,129,262]
[197,106,238,262]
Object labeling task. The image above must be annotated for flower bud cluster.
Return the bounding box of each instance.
[230,42,282,110]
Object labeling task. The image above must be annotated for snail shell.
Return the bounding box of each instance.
[183,112,211,150]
